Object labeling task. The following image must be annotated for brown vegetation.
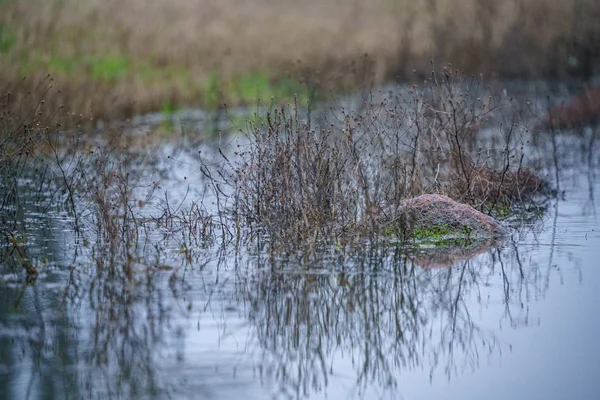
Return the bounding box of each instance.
[214,70,552,248]
[1,67,555,275]
[449,167,547,215]
[1,0,599,119]
[544,86,600,129]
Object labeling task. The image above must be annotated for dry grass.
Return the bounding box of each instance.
[543,86,600,129]
[208,69,553,248]
[0,67,556,274]
[0,80,214,278]
[1,0,599,119]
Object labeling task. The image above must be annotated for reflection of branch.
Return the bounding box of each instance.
[546,196,560,292]
[65,248,190,399]
[585,127,597,218]
[499,253,512,323]
[247,246,541,399]
[545,114,561,290]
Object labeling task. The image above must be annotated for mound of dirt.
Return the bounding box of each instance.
[401,194,508,238]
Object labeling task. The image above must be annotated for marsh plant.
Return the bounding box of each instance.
[0,77,215,279]
[0,77,64,276]
[210,67,551,249]
[0,68,554,280]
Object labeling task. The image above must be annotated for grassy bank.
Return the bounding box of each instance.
[1,0,599,119]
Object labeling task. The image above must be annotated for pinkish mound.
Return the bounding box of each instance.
[402,194,508,239]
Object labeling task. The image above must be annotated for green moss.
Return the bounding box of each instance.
[492,202,511,218]
[412,224,473,247]
[412,224,452,240]
[420,236,473,247]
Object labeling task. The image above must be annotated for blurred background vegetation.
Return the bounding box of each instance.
[1,0,599,119]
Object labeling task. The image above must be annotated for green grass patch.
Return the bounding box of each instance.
[233,71,271,104]
[0,24,17,54]
[229,113,266,132]
[204,70,222,110]
[139,63,192,84]
[160,101,177,132]
[48,55,76,75]
[8,47,316,116]
[46,54,130,82]
[203,70,314,110]
[89,55,130,81]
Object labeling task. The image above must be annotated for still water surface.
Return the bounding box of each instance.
[1,92,599,400]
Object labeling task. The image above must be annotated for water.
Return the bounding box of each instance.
[1,88,599,399]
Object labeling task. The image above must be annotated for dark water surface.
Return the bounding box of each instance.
[1,90,599,399]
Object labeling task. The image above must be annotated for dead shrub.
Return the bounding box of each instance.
[209,68,552,248]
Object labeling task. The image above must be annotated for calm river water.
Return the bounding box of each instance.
[0,84,599,400]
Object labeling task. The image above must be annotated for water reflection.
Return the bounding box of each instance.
[1,253,189,399]
[1,223,554,399]
[70,262,184,398]
[245,237,546,399]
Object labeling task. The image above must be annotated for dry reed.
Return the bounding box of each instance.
[1,0,598,118]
